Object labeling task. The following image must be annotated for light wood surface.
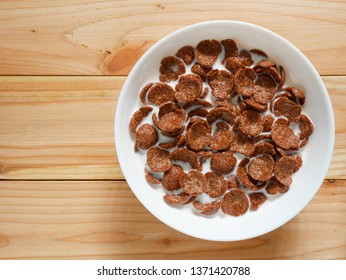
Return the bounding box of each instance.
[0,180,345,260]
[0,0,345,260]
[0,0,345,75]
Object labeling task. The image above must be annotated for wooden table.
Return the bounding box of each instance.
[0,1,345,260]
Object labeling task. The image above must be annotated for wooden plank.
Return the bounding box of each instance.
[0,0,345,75]
[327,76,346,179]
[0,76,121,180]
[0,76,344,180]
[0,180,344,260]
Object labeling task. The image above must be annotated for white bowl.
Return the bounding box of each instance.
[115,21,334,241]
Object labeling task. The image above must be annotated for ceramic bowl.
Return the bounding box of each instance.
[115,21,334,241]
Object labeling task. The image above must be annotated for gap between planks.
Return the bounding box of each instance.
[0,75,344,77]
[0,179,127,182]
[0,179,341,182]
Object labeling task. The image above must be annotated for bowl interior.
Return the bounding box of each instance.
[115,21,334,241]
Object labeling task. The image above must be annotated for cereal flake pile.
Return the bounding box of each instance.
[129,39,314,216]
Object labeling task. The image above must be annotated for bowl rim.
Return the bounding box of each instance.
[115,20,335,241]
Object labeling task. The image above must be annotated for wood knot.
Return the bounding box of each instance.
[162,238,171,247]
[0,163,8,175]
[104,41,147,74]
[0,234,9,247]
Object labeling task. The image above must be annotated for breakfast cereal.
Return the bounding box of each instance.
[129,38,314,216]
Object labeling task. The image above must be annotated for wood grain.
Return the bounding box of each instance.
[0,76,345,180]
[0,0,345,75]
[0,180,344,260]
[0,0,345,262]
[0,77,120,179]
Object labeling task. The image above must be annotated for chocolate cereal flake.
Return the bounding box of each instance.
[267,66,281,83]
[175,74,203,103]
[255,60,275,69]
[159,133,183,149]
[153,101,185,133]
[225,57,245,74]
[291,154,303,172]
[273,96,302,121]
[226,175,240,189]
[129,106,153,134]
[176,133,186,147]
[235,68,256,87]
[275,146,287,157]
[238,101,247,112]
[179,170,206,196]
[239,49,253,66]
[197,150,214,158]
[160,125,185,138]
[278,65,285,89]
[210,121,233,151]
[284,87,305,105]
[252,74,277,105]
[183,99,213,110]
[221,189,249,216]
[298,114,314,139]
[163,192,189,205]
[171,148,200,170]
[147,83,175,105]
[239,110,264,137]
[235,68,256,97]
[266,177,289,195]
[195,39,222,67]
[248,154,274,181]
[136,124,158,150]
[186,117,204,131]
[207,69,235,99]
[205,172,227,198]
[191,63,212,82]
[193,200,221,215]
[199,87,209,99]
[221,39,238,60]
[262,114,274,132]
[145,169,162,184]
[249,192,267,211]
[186,120,212,151]
[183,196,196,205]
[274,156,299,186]
[244,98,268,112]
[206,106,236,125]
[139,83,153,104]
[162,165,184,191]
[159,56,186,83]
[210,151,237,174]
[290,154,303,172]
[249,49,268,58]
[230,133,255,156]
[299,137,309,148]
[215,99,238,114]
[187,107,208,119]
[252,142,276,157]
[176,45,195,65]
[271,118,299,150]
[147,147,172,172]
[237,158,259,191]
